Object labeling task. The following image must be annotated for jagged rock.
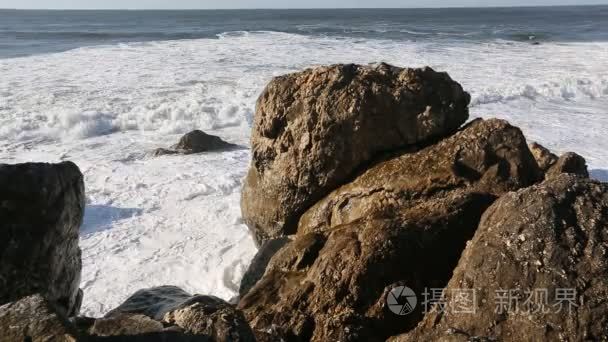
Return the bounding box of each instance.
[238,236,292,297]
[104,286,254,341]
[298,118,542,234]
[154,130,236,156]
[546,152,589,179]
[239,192,495,341]
[237,118,544,341]
[241,63,471,244]
[163,295,255,341]
[391,174,608,342]
[89,314,164,336]
[529,141,558,172]
[0,294,79,342]
[0,162,85,317]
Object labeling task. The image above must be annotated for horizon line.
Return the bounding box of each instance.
[1,4,606,11]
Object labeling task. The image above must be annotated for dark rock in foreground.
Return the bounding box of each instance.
[241,63,471,245]
[239,193,495,341]
[163,295,255,341]
[101,286,254,341]
[88,313,165,336]
[391,174,608,341]
[154,130,237,156]
[238,236,292,298]
[0,162,85,317]
[0,294,79,342]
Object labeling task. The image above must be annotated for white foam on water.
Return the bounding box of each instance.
[1,31,607,316]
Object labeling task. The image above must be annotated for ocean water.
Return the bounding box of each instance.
[1,7,607,316]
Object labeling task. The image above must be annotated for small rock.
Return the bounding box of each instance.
[546,152,589,179]
[528,142,558,172]
[154,131,237,156]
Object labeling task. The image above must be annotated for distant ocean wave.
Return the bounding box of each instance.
[2,30,214,41]
[471,78,608,106]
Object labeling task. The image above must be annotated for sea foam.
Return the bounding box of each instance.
[1,31,607,316]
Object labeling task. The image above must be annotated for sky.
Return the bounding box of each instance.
[1,0,607,9]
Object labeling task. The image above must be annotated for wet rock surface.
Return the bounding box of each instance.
[104,285,193,320]
[241,63,471,244]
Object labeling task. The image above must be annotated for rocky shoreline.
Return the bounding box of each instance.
[1,63,606,341]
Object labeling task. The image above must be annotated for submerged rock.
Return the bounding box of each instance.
[0,162,85,317]
[242,63,471,244]
[392,174,608,341]
[154,130,237,156]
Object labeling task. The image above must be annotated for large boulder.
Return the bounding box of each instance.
[238,192,495,341]
[241,63,471,244]
[298,118,542,234]
[392,174,608,341]
[237,118,543,340]
[0,294,79,342]
[0,162,85,316]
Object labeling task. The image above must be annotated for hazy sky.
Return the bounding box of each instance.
[1,0,607,9]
